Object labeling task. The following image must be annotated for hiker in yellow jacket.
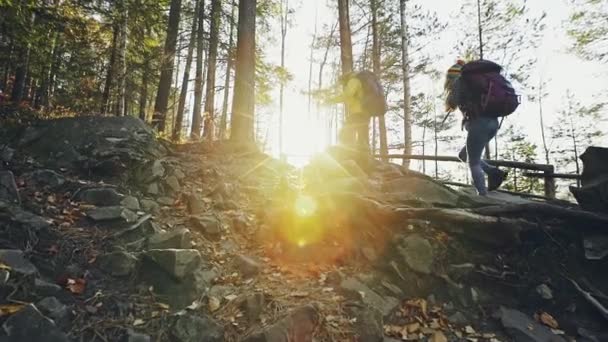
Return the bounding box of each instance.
[329,71,387,152]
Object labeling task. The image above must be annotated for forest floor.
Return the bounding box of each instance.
[0,110,606,342]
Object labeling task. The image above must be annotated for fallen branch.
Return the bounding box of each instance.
[568,278,608,322]
[472,203,608,229]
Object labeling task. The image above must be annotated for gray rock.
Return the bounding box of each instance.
[157,197,175,206]
[243,305,319,342]
[77,187,124,206]
[186,194,206,215]
[235,254,261,278]
[121,196,141,211]
[496,307,566,342]
[140,199,160,213]
[87,206,138,223]
[165,176,181,193]
[232,215,250,232]
[0,146,15,163]
[448,311,469,325]
[36,297,69,326]
[208,285,236,300]
[97,251,138,277]
[144,249,202,280]
[23,169,66,188]
[148,228,192,250]
[139,265,210,309]
[583,235,608,260]
[126,329,151,342]
[173,168,186,180]
[171,314,223,342]
[0,249,38,276]
[237,292,265,322]
[536,284,553,300]
[220,239,238,253]
[190,215,222,240]
[114,215,163,244]
[2,304,69,342]
[150,160,165,180]
[146,182,160,195]
[346,304,383,342]
[383,177,460,207]
[0,171,20,204]
[397,234,434,274]
[340,277,399,317]
[34,278,62,296]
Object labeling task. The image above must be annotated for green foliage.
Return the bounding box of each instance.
[566,0,608,62]
[499,123,544,194]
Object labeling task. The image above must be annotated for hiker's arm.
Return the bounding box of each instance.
[328,78,360,104]
[446,78,462,112]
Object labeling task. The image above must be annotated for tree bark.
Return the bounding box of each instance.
[219,2,236,140]
[337,0,353,76]
[173,0,200,141]
[11,11,35,104]
[203,0,222,140]
[191,0,205,138]
[399,0,412,168]
[153,0,182,132]
[101,23,119,114]
[36,31,59,109]
[371,0,388,161]
[116,0,128,116]
[1,39,12,92]
[538,79,550,165]
[279,0,289,156]
[230,0,257,142]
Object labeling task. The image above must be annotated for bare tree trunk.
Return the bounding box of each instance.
[337,0,353,75]
[230,0,256,142]
[203,0,222,141]
[219,2,236,139]
[399,0,412,168]
[11,12,35,104]
[538,78,550,165]
[139,57,150,121]
[116,0,128,116]
[173,0,200,141]
[307,10,317,116]
[434,108,439,178]
[36,31,59,109]
[371,0,388,161]
[279,0,289,156]
[102,23,119,114]
[1,39,12,92]
[191,0,205,138]
[153,0,182,132]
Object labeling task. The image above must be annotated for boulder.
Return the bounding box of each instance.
[189,215,222,240]
[495,307,565,342]
[97,251,138,277]
[570,146,608,213]
[143,249,202,280]
[77,187,124,206]
[35,297,70,327]
[22,169,66,188]
[34,278,63,297]
[171,314,223,342]
[396,234,434,274]
[2,304,69,342]
[148,228,192,250]
[340,277,399,317]
[86,206,138,223]
[140,199,160,213]
[243,305,319,342]
[345,303,384,342]
[0,171,20,204]
[120,196,141,211]
[165,175,181,193]
[383,177,460,207]
[0,249,38,276]
[234,254,261,278]
[186,194,206,215]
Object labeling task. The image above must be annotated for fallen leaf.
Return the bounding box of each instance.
[224,294,238,301]
[464,325,476,334]
[431,331,448,342]
[291,291,309,297]
[406,322,420,333]
[0,262,11,271]
[0,304,26,317]
[156,303,170,310]
[133,318,145,326]
[187,301,202,310]
[66,278,86,295]
[46,245,60,255]
[208,297,221,312]
[538,311,559,329]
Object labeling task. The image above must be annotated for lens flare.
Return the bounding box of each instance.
[294,195,317,217]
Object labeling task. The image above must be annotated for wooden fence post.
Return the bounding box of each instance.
[544,165,556,199]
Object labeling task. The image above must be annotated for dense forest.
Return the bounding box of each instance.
[0,0,606,190]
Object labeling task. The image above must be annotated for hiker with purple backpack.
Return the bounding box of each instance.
[444,59,520,196]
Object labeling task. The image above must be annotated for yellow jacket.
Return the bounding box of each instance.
[331,77,364,114]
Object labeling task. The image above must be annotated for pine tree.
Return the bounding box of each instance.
[567,0,608,62]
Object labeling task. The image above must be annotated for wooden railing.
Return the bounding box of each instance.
[375,154,565,199]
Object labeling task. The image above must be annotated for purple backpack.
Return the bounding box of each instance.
[460,60,520,118]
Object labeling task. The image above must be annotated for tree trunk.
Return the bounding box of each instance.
[279,0,289,156]
[191,0,205,138]
[11,11,35,104]
[399,0,412,168]
[116,0,128,116]
[371,0,388,161]
[219,2,236,140]
[337,0,353,76]
[36,31,59,109]
[1,39,12,92]
[230,0,256,142]
[173,0,200,141]
[101,23,119,114]
[538,79,550,165]
[47,37,62,107]
[153,0,182,132]
[203,0,222,141]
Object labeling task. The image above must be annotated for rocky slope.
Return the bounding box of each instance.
[0,115,606,342]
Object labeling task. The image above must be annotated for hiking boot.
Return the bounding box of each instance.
[488,169,508,191]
